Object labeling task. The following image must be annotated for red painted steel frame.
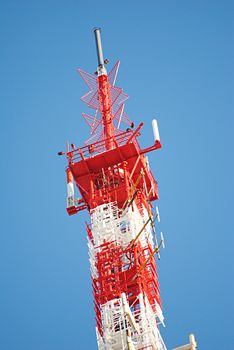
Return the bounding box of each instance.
[66,128,161,214]
[64,51,164,348]
[90,236,161,336]
[98,74,115,150]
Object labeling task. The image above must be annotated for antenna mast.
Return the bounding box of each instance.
[94,28,114,150]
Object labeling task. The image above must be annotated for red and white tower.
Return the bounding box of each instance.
[60,28,167,350]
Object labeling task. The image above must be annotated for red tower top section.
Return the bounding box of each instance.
[64,28,162,215]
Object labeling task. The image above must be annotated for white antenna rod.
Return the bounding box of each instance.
[152,119,160,143]
[160,232,165,249]
[156,206,160,222]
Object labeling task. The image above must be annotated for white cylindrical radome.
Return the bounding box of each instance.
[172,334,197,350]
[152,119,160,143]
[67,182,74,197]
[189,334,197,349]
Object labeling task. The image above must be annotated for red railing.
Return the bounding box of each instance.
[66,123,143,163]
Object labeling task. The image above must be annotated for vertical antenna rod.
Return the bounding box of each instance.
[93,28,114,150]
[93,27,104,67]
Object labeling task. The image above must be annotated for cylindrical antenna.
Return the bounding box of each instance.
[152,119,160,143]
[93,27,104,66]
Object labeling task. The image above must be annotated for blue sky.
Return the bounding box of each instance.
[0,0,233,349]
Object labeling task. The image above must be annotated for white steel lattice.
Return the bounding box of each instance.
[95,293,166,350]
[90,202,154,250]
[87,202,166,350]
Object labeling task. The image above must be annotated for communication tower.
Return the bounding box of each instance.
[59,28,197,350]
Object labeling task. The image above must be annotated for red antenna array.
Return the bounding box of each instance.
[60,28,168,350]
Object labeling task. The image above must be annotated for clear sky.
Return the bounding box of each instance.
[0,0,233,349]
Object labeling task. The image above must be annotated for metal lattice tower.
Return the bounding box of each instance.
[59,28,192,350]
